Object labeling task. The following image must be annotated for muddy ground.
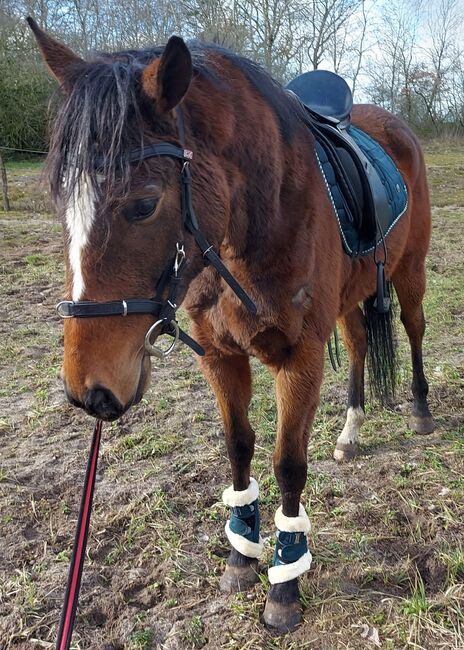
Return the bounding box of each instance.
[0,146,463,649]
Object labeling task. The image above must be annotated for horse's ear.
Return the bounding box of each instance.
[26,16,84,86]
[143,36,192,112]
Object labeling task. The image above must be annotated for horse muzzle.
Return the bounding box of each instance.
[65,384,125,421]
[84,385,125,421]
[63,357,149,421]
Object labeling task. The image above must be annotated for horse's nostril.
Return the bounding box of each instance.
[66,391,83,408]
[64,382,83,409]
[83,386,124,421]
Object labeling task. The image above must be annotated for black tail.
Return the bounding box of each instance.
[364,283,398,405]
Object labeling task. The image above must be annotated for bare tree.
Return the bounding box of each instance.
[234,0,301,79]
[413,0,462,131]
[301,0,363,70]
[365,0,421,118]
[324,0,369,96]
[2,0,464,142]
[0,150,10,211]
[349,0,368,96]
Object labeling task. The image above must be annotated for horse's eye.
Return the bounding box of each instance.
[125,197,158,222]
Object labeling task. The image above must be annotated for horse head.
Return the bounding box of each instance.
[28,18,206,421]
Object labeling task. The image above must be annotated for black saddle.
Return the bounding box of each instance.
[287,70,391,247]
[287,70,353,126]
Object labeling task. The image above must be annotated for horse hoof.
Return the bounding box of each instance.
[409,415,435,435]
[219,560,259,593]
[263,597,302,632]
[333,442,357,462]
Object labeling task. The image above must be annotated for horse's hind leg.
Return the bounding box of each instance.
[198,346,261,592]
[334,306,367,461]
[392,261,435,434]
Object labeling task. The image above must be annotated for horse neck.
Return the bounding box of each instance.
[183,73,312,263]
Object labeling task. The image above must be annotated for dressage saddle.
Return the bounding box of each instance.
[287,70,403,257]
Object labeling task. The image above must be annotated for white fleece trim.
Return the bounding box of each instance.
[274,504,311,534]
[225,522,264,558]
[222,477,259,507]
[268,550,313,584]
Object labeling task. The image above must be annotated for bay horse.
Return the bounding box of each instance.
[28,18,435,631]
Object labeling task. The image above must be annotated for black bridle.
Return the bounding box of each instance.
[57,109,256,358]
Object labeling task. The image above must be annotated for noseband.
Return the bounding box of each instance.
[57,110,256,358]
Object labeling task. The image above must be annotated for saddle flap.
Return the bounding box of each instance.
[286,70,353,125]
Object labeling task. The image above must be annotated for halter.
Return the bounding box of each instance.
[56,109,256,358]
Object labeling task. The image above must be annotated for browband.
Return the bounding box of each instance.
[95,143,193,170]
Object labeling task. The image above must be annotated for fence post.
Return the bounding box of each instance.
[0,150,10,212]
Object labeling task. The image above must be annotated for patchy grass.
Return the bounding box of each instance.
[4,158,44,172]
[3,157,48,212]
[423,144,464,207]
[0,143,463,649]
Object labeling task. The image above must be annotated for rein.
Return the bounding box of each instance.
[57,109,256,358]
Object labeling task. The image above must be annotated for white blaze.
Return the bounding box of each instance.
[65,176,96,301]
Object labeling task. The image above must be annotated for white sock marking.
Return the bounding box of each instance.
[65,176,96,301]
[337,406,365,446]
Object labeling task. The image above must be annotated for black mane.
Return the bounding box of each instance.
[47,42,305,205]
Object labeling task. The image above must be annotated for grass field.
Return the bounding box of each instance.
[0,145,463,649]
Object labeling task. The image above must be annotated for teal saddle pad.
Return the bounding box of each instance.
[316,126,408,257]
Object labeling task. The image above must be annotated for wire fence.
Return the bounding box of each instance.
[0,145,48,155]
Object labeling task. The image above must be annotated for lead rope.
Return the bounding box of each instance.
[56,420,102,650]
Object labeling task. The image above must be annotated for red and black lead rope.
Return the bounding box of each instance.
[56,419,102,650]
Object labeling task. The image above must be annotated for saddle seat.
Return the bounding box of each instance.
[286,69,353,126]
[286,71,408,257]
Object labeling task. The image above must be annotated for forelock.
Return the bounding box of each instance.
[46,56,150,208]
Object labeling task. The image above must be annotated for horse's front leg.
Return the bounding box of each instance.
[263,335,324,632]
[198,346,262,592]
